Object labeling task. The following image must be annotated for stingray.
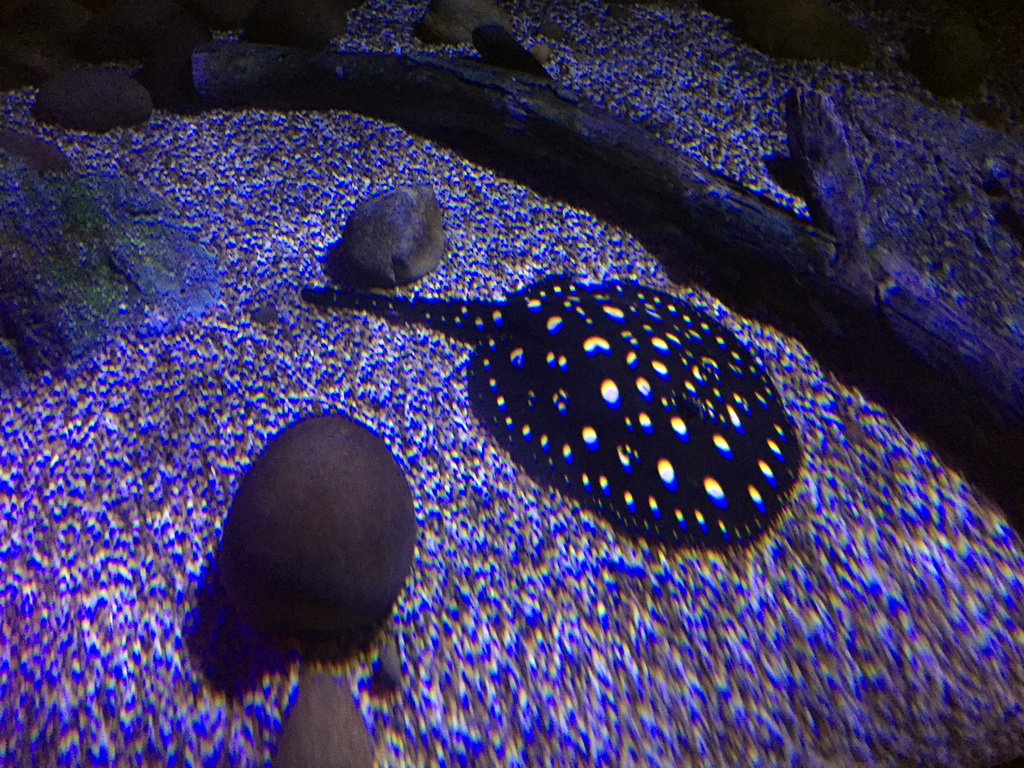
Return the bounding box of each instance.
[302,276,802,548]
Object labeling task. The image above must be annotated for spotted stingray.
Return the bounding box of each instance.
[301,276,802,548]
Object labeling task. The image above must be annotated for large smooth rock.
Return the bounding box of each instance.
[31,65,153,132]
[904,19,989,99]
[323,185,446,289]
[0,128,71,173]
[188,0,259,28]
[245,0,349,49]
[75,0,195,62]
[699,0,870,66]
[273,671,374,768]
[220,415,418,642]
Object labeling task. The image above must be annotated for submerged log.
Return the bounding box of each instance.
[192,41,838,287]
[192,41,1024,523]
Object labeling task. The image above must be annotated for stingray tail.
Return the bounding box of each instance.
[301,286,500,342]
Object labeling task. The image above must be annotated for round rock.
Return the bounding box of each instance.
[220,415,418,642]
[190,0,259,28]
[324,185,446,289]
[32,66,152,132]
[415,0,513,45]
[904,20,989,99]
[75,0,194,62]
[245,0,350,49]
[0,128,71,173]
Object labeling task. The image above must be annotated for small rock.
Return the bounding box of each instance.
[904,19,989,99]
[0,129,71,173]
[75,0,194,62]
[32,66,153,132]
[700,0,870,66]
[188,0,259,28]
[219,415,418,642]
[324,185,446,289]
[784,87,876,303]
[273,670,374,768]
[415,0,513,45]
[245,0,349,49]
[372,633,402,694]
[472,22,551,79]
[531,42,554,66]
[535,20,565,42]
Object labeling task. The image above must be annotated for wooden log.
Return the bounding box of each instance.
[191,41,1024,523]
[191,41,840,293]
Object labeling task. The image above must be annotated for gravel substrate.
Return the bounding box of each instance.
[2,1,1023,766]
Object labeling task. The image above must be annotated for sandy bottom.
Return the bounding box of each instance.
[3,1,1024,766]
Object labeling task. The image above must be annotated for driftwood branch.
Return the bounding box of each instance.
[192,41,1024,522]
[192,41,839,288]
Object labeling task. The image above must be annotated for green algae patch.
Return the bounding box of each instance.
[0,148,218,387]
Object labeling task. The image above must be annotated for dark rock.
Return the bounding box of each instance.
[0,129,71,173]
[75,0,194,62]
[323,185,446,289]
[415,0,513,45]
[32,66,153,132]
[0,148,219,381]
[904,19,989,99]
[136,12,212,111]
[251,304,279,325]
[0,0,32,25]
[187,0,259,28]
[372,633,402,694]
[273,670,374,768]
[219,415,418,642]
[605,3,634,23]
[4,0,93,46]
[245,0,349,49]
[535,20,565,42]
[472,22,550,79]
[700,0,870,66]
[0,0,90,89]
